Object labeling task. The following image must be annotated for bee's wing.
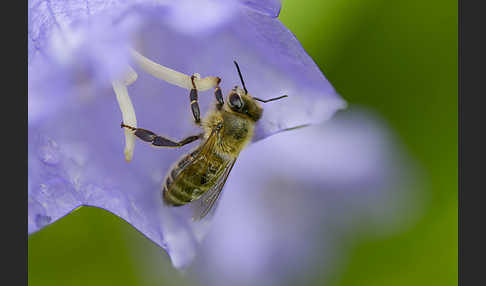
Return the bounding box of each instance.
[191,157,237,220]
[176,125,220,178]
[194,125,220,160]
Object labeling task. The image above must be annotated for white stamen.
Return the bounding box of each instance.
[112,80,137,162]
[131,49,219,90]
[121,65,138,86]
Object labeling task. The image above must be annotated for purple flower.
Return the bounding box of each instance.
[28,0,362,269]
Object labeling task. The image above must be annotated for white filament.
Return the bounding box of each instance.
[131,49,219,90]
[114,51,220,162]
[121,65,138,86]
[112,80,137,162]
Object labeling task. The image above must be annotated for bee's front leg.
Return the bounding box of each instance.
[189,75,201,125]
[213,77,224,110]
[121,123,202,148]
[190,75,224,120]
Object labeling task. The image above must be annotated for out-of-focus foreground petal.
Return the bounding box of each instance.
[188,108,422,286]
[28,0,345,269]
[240,0,281,17]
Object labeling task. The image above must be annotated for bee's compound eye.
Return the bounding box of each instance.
[229,94,243,109]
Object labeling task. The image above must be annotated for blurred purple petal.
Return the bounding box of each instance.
[189,108,420,286]
[28,0,346,268]
[240,0,281,17]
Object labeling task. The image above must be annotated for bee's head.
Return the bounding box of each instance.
[227,61,288,122]
[226,86,263,121]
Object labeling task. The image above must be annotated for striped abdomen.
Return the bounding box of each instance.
[162,148,228,206]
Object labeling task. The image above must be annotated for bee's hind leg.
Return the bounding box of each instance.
[121,123,202,148]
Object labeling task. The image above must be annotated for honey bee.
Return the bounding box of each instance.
[121,61,287,220]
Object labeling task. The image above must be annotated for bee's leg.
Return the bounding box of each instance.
[121,123,202,148]
[214,77,224,110]
[190,75,201,125]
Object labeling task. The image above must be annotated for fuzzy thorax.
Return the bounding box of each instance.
[202,107,255,157]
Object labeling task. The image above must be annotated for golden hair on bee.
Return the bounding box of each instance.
[121,60,287,220]
[202,86,261,157]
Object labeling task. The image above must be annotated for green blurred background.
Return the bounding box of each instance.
[28,0,457,285]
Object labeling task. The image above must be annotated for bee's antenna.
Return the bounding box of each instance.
[233,60,248,94]
[253,95,288,103]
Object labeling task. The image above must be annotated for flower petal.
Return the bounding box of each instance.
[132,6,346,140]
